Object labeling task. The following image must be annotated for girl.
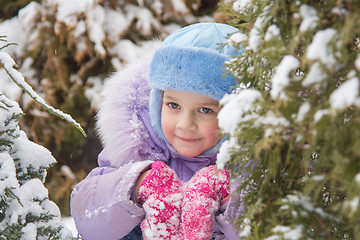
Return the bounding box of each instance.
[70,22,243,240]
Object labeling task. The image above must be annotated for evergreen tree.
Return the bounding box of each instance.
[0,39,76,239]
[218,0,360,239]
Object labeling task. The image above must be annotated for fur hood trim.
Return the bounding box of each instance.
[96,48,165,168]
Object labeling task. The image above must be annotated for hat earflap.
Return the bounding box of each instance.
[149,88,166,141]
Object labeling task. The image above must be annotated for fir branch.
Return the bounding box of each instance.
[5,187,23,207]
[0,187,23,214]
[0,222,23,239]
[0,43,16,51]
[0,51,87,137]
[0,36,16,51]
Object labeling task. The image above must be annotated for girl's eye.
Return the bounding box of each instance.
[168,102,180,109]
[199,107,213,114]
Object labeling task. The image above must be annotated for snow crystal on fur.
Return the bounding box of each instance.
[96,47,166,168]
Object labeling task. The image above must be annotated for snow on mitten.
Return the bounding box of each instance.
[180,165,230,240]
[139,161,183,240]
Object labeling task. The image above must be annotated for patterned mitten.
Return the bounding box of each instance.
[139,161,183,240]
[180,165,230,240]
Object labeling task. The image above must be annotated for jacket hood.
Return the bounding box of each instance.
[96,49,169,168]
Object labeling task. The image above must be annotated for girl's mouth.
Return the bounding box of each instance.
[177,136,200,142]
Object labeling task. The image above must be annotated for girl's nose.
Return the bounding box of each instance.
[177,112,196,130]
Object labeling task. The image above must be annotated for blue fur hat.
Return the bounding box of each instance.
[149,22,240,141]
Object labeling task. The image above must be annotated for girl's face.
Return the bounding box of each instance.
[161,90,221,158]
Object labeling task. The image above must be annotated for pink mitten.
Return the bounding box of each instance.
[180,165,230,240]
[139,161,183,240]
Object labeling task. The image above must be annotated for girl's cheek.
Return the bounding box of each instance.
[161,116,173,139]
[205,121,220,140]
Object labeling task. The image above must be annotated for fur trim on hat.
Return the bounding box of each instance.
[149,46,236,100]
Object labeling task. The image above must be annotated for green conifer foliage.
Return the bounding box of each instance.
[0,93,71,239]
[0,49,71,239]
[219,0,360,239]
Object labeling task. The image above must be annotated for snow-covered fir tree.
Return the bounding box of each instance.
[218,0,360,239]
[0,40,74,239]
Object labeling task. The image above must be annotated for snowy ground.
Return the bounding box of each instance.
[62,217,79,238]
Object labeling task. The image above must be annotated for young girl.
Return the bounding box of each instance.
[70,22,243,240]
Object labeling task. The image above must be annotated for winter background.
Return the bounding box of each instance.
[1,0,360,239]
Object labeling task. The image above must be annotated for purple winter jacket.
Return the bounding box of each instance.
[70,54,241,240]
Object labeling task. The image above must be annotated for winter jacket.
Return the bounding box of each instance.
[70,54,242,240]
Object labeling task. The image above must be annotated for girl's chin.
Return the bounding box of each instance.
[172,142,217,158]
[175,149,201,158]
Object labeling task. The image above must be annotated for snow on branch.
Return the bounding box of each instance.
[0,49,87,137]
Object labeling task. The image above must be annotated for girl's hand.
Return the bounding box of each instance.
[137,161,183,240]
[180,165,230,240]
[134,170,151,204]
